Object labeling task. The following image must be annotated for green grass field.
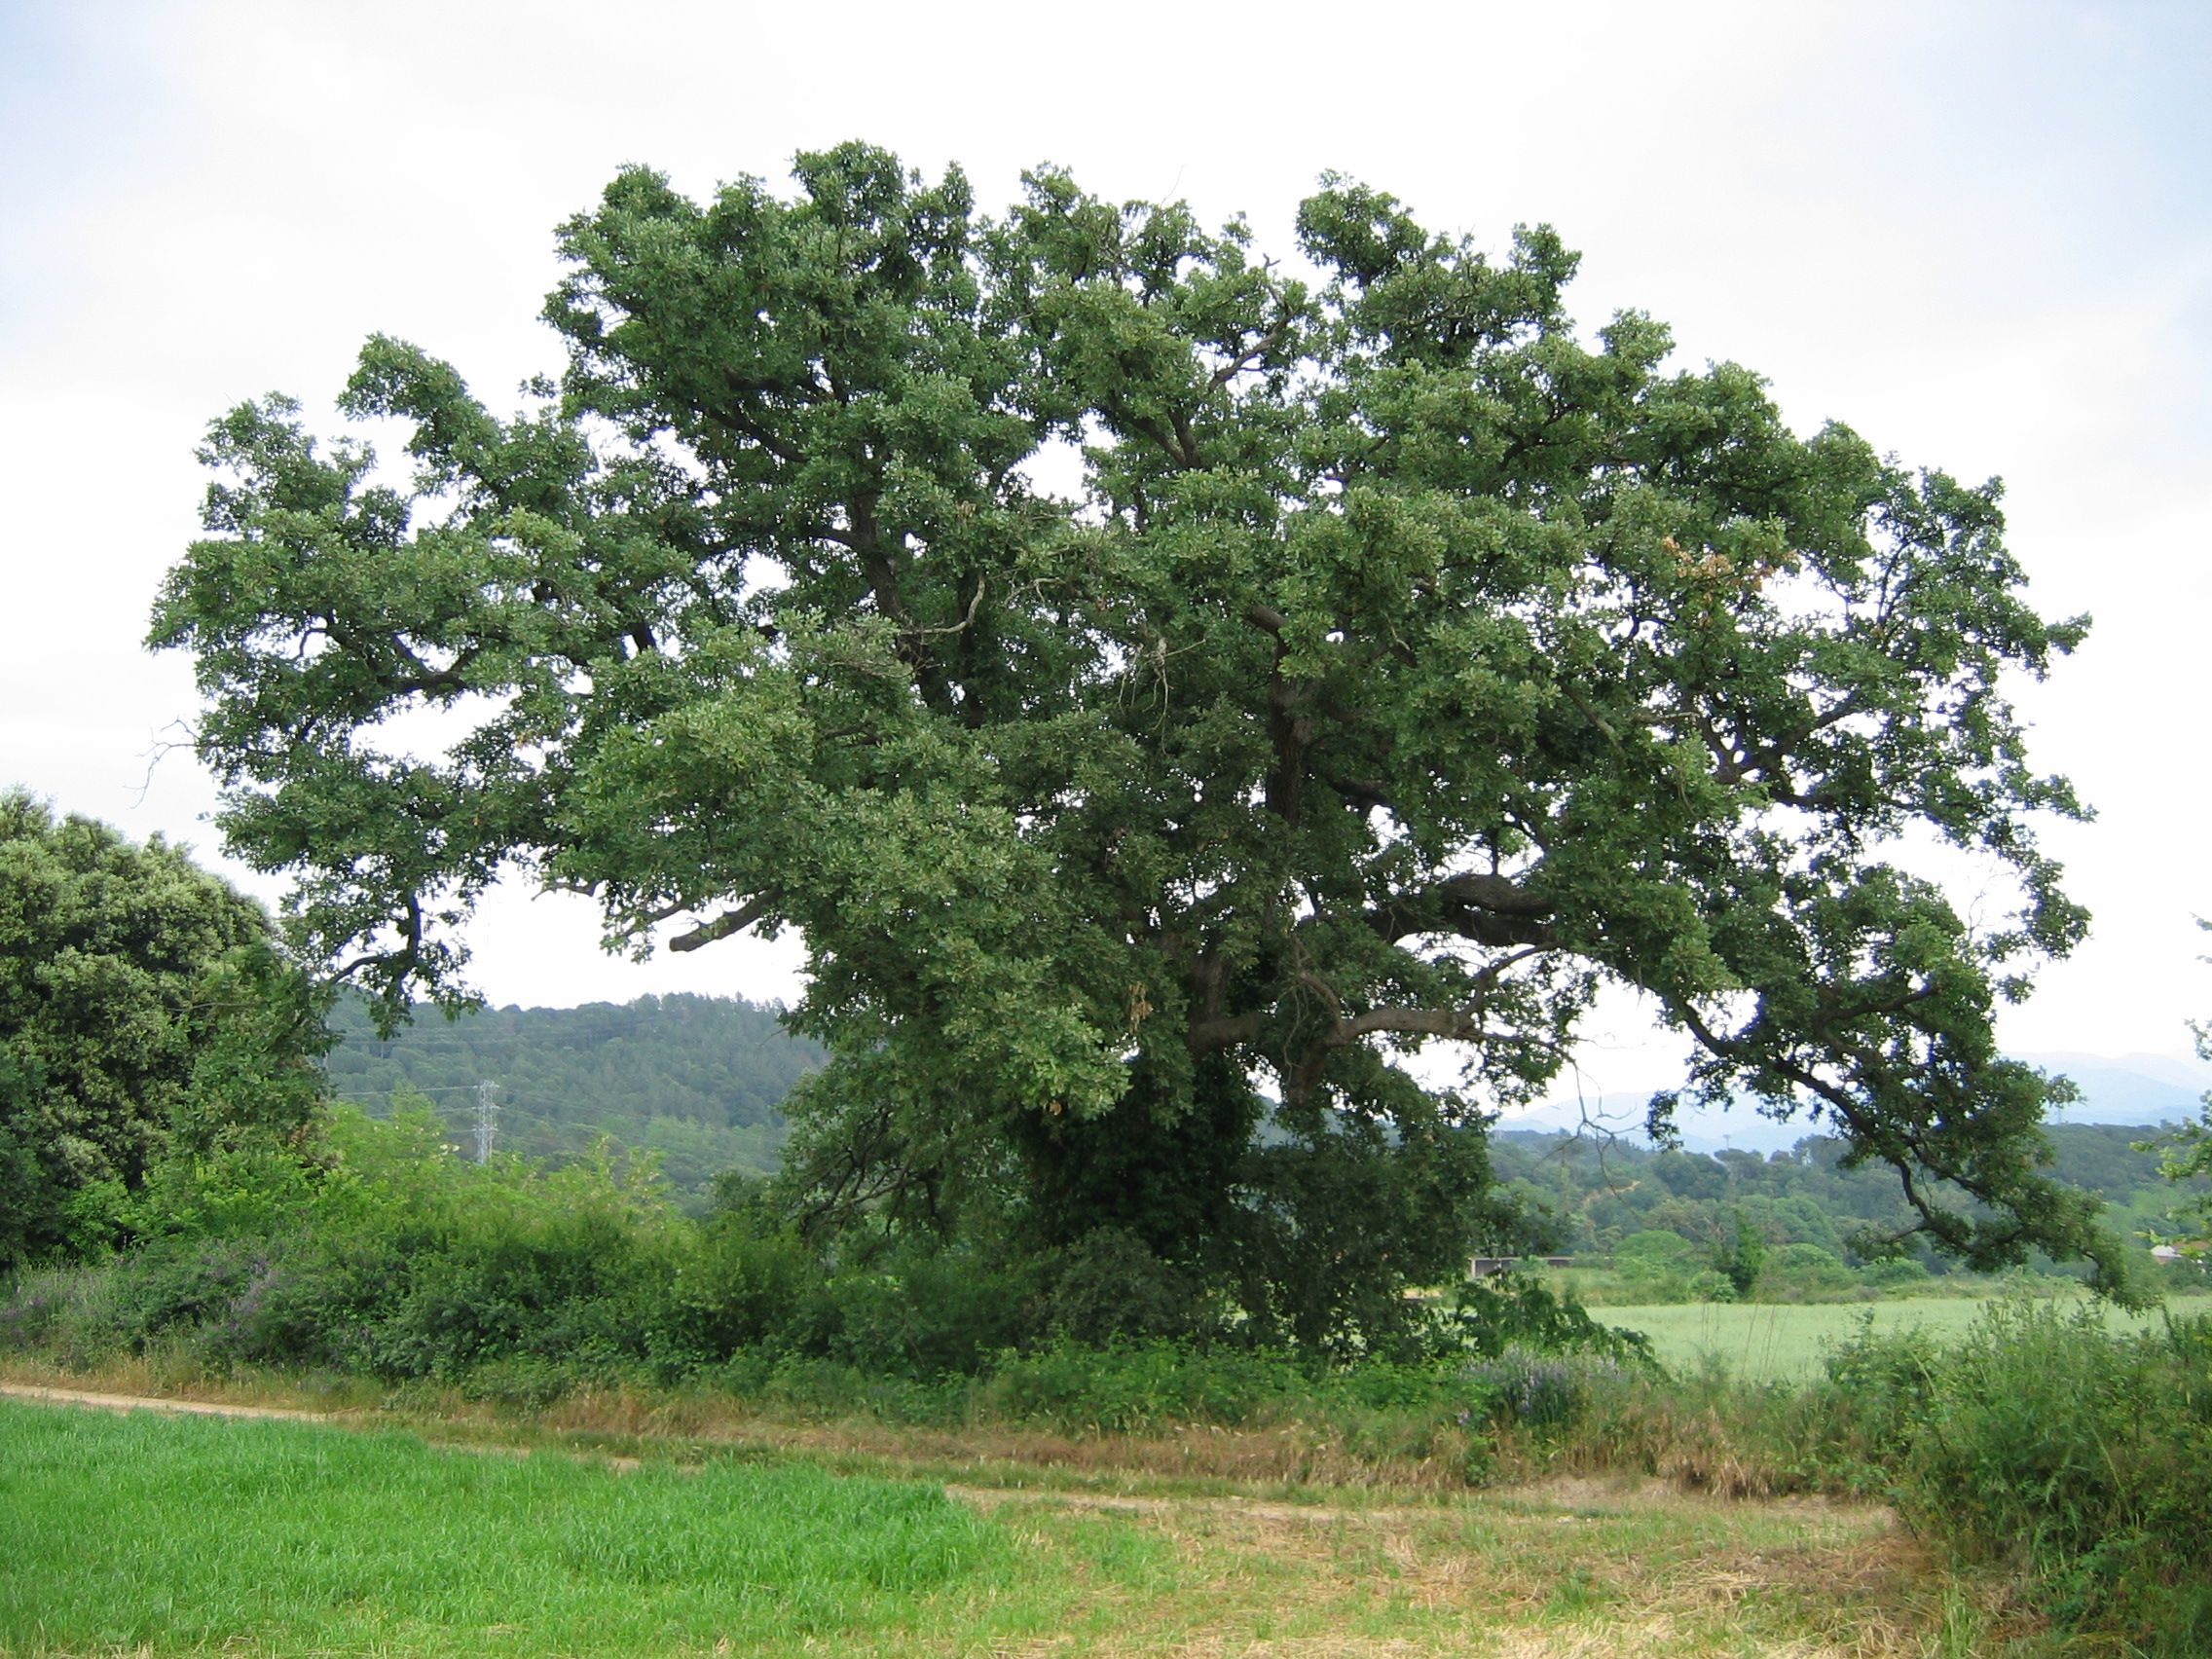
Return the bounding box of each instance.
[0,1400,1013,1656]
[0,1393,2038,1657]
[1600,1291,2212,1382]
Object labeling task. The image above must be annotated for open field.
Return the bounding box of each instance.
[0,1392,2043,1658]
[1599,1291,2212,1382]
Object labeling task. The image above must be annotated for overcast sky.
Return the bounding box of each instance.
[3,1,2207,1092]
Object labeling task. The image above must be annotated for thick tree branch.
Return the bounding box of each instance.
[1187,1011,1264,1054]
[668,893,778,952]
[1369,871,1557,947]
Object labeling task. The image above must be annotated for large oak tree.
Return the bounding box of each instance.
[152,145,2118,1341]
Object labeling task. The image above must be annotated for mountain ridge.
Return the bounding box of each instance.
[1498,1051,2210,1154]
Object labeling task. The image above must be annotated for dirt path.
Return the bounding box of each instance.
[0,1382,1461,1518]
[0,1382,1603,1523]
[0,1382,347,1422]
[0,1380,1868,1528]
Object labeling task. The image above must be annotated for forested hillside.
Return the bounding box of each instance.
[320,994,822,1197]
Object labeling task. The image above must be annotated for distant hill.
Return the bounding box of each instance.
[1497,1051,2209,1153]
[320,993,824,1197]
[2017,1052,2209,1126]
[317,999,2208,1219]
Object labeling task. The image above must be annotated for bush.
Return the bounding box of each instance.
[0,1110,713,1382]
[814,1243,1044,1381]
[0,795,328,1271]
[732,1352,964,1425]
[1826,1300,2212,1653]
[1608,1231,1700,1302]
[1466,1345,1636,1434]
[981,1340,1304,1433]
[1860,1256,1933,1290]
[0,1262,133,1370]
[1790,1313,1946,1491]
[650,1220,823,1367]
[1761,1242,1861,1301]
[1449,1271,1653,1368]
[1042,1227,1213,1345]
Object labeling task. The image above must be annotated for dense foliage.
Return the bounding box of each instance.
[322,992,817,1192]
[2157,1118,2212,1249]
[152,143,2119,1340]
[1815,1304,2212,1656]
[0,793,327,1268]
[0,1103,1632,1402]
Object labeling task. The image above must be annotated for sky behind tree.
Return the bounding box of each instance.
[3,0,2206,1098]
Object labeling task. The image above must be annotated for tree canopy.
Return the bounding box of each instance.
[151,144,2119,1339]
[0,793,327,1266]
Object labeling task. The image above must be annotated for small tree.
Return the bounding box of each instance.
[0,793,328,1267]
[152,145,2123,1339]
[2151,1051,2212,1254]
[1713,1207,1769,1301]
[2139,935,2212,1256]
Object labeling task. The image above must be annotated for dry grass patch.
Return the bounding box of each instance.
[958,1477,1992,1658]
[532,1382,1488,1492]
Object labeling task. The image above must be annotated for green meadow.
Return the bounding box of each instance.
[0,1395,1989,1659]
[1601,1290,2212,1382]
[0,1400,1013,1657]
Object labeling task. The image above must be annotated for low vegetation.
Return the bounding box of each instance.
[2,1393,1992,1659]
[6,1100,2210,1655]
[1816,1302,2212,1654]
[7,816,2209,1655]
[8,1296,2208,1656]
[1588,1289,2212,1382]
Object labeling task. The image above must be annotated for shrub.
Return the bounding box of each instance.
[1860,1256,1933,1289]
[981,1339,1304,1433]
[0,1262,133,1370]
[737,1352,964,1424]
[1712,1209,1768,1300]
[1449,1271,1653,1367]
[1465,1345,1635,1434]
[1789,1313,1946,1491]
[1042,1226,1213,1345]
[1832,1300,2212,1653]
[1609,1230,1700,1302]
[815,1243,1044,1381]
[1761,1242,1861,1301]
[649,1220,823,1368]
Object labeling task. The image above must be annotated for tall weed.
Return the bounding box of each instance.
[1830,1299,2212,1654]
